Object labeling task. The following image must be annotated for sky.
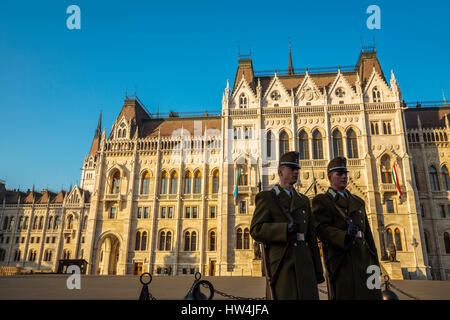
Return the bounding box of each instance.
[0,0,449,192]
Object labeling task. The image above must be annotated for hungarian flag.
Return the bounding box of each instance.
[392,164,402,197]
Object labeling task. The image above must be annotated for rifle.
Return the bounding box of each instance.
[259,242,275,300]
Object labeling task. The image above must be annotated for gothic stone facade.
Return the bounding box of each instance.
[1,49,449,280]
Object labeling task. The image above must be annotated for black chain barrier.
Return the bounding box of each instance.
[138,271,419,300]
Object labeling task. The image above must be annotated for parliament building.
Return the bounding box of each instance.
[1,47,449,280]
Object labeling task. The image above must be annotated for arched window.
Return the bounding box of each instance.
[212,170,219,194]
[312,130,323,159]
[14,250,21,262]
[444,232,450,254]
[239,93,248,108]
[347,129,358,158]
[63,249,71,260]
[394,228,403,251]
[244,228,250,249]
[170,171,178,194]
[165,231,172,251]
[209,231,216,251]
[236,228,243,249]
[372,86,381,103]
[238,167,248,186]
[2,216,8,230]
[135,231,141,251]
[32,216,38,230]
[38,216,44,230]
[424,232,431,253]
[380,156,392,183]
[141,171,150,194]
[160,171,168,194]
[23,216,29,230]
[266,131,273,158]
[44,249,52,262]
[47,216,53,230]
[0,249,5,262]
[82,216,88,230]
[442,166,450,191]
[111,171,121,194]
[54,216,60,230]
[429,166,439,191]
[279,131,289,157]
[141,232,147,251]
[67,215,73,229]
[386,228,393,246]
[159,232,166,251]
[298,130,309,160]
[17,216,23,231]
[194,171,202,194]
[184,231,191,251]
[332,130,343,158]
[191,231,197,251]
[184,171,192,194]
[29,249,37,261]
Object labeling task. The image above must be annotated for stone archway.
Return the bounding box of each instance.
[97,234,121,275]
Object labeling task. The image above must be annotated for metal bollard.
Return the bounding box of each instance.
[184,272,214,300]
[381,274,399,300]
[139,273,156,300]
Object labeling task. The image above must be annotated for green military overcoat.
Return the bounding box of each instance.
[250,184,323,300]
[312,188,382,300]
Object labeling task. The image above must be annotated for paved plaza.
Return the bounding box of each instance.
[0,275,449,300]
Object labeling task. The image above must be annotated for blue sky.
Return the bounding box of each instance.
[0,0,449,192]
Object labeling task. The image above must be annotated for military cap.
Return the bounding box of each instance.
[327,156,349,173]
[279,151,300,169]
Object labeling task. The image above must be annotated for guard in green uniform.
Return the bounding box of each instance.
[312,156,382,300]
[250,151,324,300]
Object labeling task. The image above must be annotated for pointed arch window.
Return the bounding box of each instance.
[209,231,216,251]
[38,216,43,230]
[191,231,197,251]
[444,232,450,254]
[194,171,202,194]
[67,215,73,229]
[424,232,431,253]
[47,216,53,230]
[184,231,191,251]
[160,171,168,194]
[135,231,141,251]
[111,171,121,194]
[429,166,439,191]
[184,171,192,194]
[170,171,178,194]
[238,167,248,186]
[266,131,273,158]
[279,130,289,157]
[236,228,243,249]
[394,228,403,251]
[159,231,166,251]
[347,129,358,158]
[312,130,323,159]
[243,228,250,249]
[372,86,381,103]
[141,232,147,251]
[239,93,248,108]
[298,130,309,160]
[212,170,219,194]
[14,250,21,262]
[32,216,38,230]
[386,228,394,246]
[381,156,392,183]
[332,130,343,158]
[141,171,150,194]
[442,165,450,190]
[2,216,8,230]
[165,231,172,251]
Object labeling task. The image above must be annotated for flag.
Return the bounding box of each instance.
[392,164,402,197]
[234,167,241,198]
